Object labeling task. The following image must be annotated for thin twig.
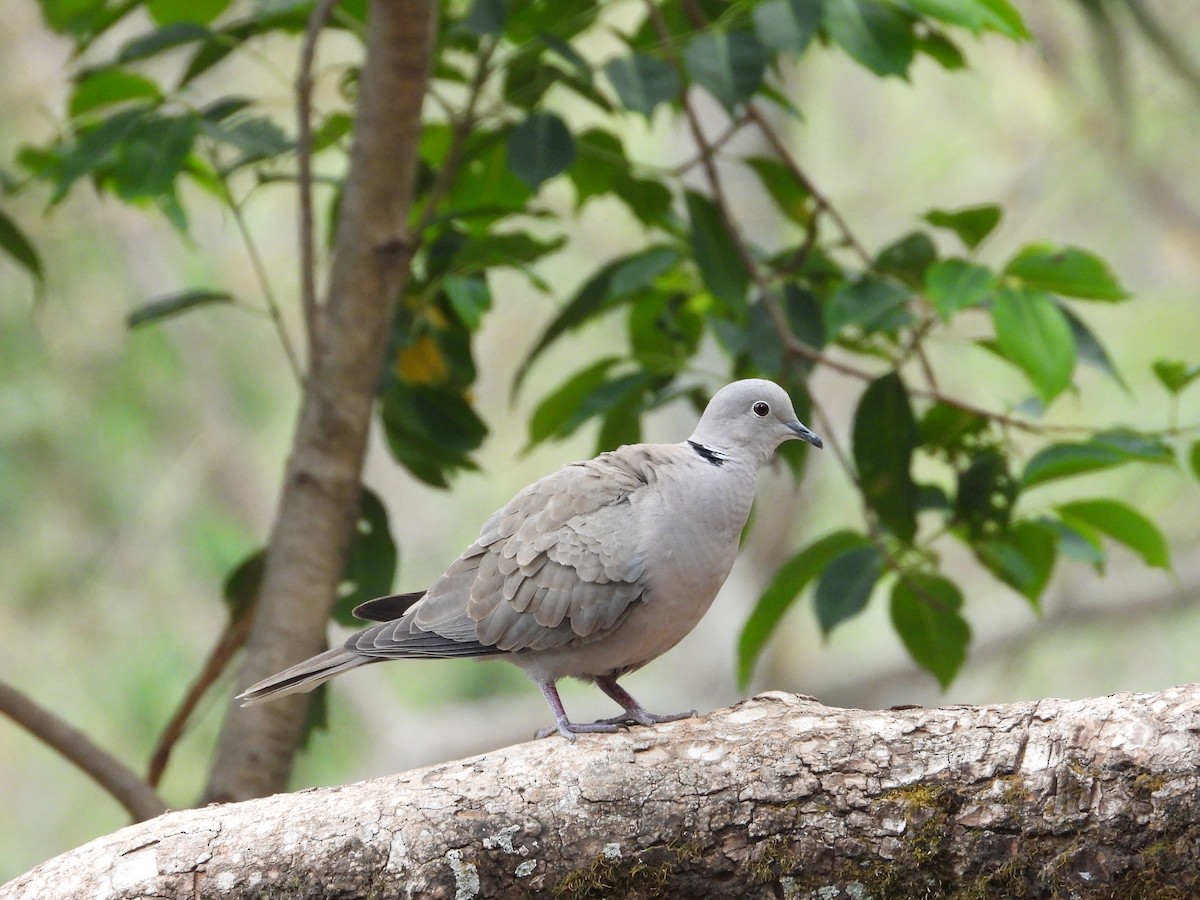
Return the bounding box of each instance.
[0,679,167,822]
[414,39,498,236]
[205,147,303,383]
[296,0,341,364]
[745,103,876,269]
[146,610,256,788]
[667,110,753,176]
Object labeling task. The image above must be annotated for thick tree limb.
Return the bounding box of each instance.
[202,0,436,803]
[9,685,1200,899]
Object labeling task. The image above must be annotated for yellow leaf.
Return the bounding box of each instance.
[395,335,447,384]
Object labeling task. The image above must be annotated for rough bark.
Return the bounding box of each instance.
[10,685,1200,899]
[202,0,435,803]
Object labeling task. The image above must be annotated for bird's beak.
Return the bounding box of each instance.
[787,421,823,449]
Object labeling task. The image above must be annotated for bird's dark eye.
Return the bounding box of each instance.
[752,401,770,417]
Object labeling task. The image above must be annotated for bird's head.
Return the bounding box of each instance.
[689,379,822,464]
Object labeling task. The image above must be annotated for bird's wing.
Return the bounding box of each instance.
[350,447,672,658]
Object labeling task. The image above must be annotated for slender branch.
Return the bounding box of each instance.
[0,680,167,823]
[146,610,255,788]
[296,0,340,364]
[666,110,753,176]
[414,38,497,236]
[745,103,876,269]
[206,147,304,383]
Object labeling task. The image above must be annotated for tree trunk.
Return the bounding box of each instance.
[202,0,435,803]
[11,685,1200,899]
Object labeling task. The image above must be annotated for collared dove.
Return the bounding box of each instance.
[238,379,822,739]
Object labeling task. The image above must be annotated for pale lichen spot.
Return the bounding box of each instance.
[445,848,481,900]
[515,860,537,878]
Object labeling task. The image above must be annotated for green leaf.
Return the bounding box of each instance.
[37,0,107,37]
[1021,441,1127,489]
[686,190,750,307]
[953,448,1016,540]
[629,293,703,372]
[609,245,679,297]
[69,69,163,118]
[1062,303,1126,389]
[465,0,505,35]
[902,0,1028,38]
[745,156,810,226]
[824,0,916,78]
[916,30,965,69]
[826,278,913,336]
[148,0,231,25]
[889,574,970,688]
[1152,359,1200,395]
[1003,242,1130,301]
[684,30,767,112]
[978,519,1057,605]
[443,275,491,330]
[126,289,232,328]
[0,206,43,284]
[514,245,679,392]
[1191,441,1200,481]
[200,96,254,122]
[201,115,291,166]
[753,0,822,56]
[923,204,1001,251]
[1057,499,1170,570]
[222,547,265,619]
[1021,431,1172,488]
[113,113,199,200]
[380,383,487,488]
[612,174,672,226]
[452,231,565,274]
[815,544,884,634]
[51,105,151,201]
[990,286,1075,402]
[568,128,627,206]
[527,358,617,446]
[603,53,680,117]
[527,360,650,449]
[333,488,398,625]
[924,259,992,320]
[854,372,919,541]
[919,402,988,453]
[875,231,937,284]
[118,22,211,63]
[737,529,870,686]
[1047,519,1105,570]
[1090,428,1175,464]
[506,112,575,190]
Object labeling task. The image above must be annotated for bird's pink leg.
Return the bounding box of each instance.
[593,676,697,727]
[534,680,623,741]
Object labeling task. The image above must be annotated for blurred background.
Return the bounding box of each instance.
[2,0,1199,880]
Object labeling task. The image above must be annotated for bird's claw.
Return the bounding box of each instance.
[593,708,697,728]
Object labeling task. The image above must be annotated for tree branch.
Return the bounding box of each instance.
[146,611,254,788]
[9,686,1200,898]
[201,0,436,803]
[0,680,166,824]
[295,0,341,363]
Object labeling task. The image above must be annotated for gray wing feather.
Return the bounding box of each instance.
[354,449,667,659]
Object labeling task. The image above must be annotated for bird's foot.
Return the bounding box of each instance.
[593,708,698,728]
[534,720,626,741]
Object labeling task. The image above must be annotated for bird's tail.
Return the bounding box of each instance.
[236,647,376,706]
